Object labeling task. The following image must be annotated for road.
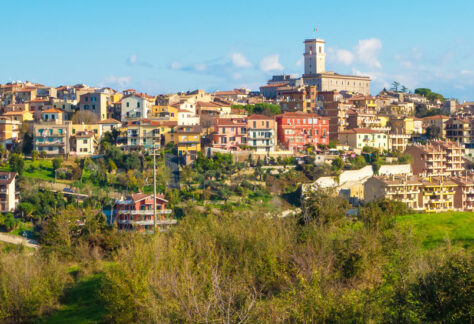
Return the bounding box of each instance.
[165,153,180,189]
[0,232,40,249]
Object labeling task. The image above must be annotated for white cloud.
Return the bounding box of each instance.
[231,53,252,67]
[127,54,137,65]
[295,57,303,67]
[356,38,382,68]
[460,70,474,75]
[335,49,354,65]
[102,75,131,88]
[194,63,207,72]
[170,61,182,70]
[259,54,284,72]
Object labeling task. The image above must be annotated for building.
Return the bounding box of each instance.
[422,115,450,138]
[1,111,34,123]
[364,175,458,212]
[0,172,18,212]
[275,112,329,152]
[175,125,202,158]
[78,92,109,120]
[364,175,423,210]
[212,118,247,151]
[114,193,172,231]
[126,119,177,149]
[405,141,464,177]
[388,133,411,152]
[302,39,370,94]
[445,117,472,145]
[452,177,474,211]
[71,131,96,156]
[277,85,317,112]
[33,111,72,156]
[338,128,388,151]
[121,94,153,121]
[0,118,21,150]
[247,115,276,152]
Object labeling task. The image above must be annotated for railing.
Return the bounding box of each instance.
[116,209,172,215]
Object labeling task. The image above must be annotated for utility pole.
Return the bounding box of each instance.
[153,145,157,231]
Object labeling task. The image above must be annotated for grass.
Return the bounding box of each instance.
[397,212,474,249]
[0,159,55,181]
[41,273,107,324]
[9,221,36,239]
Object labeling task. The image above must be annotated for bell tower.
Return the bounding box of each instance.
[304,39,326,75]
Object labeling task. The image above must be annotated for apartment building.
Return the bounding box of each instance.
[0,172,18,212]
[212,118,247,151]
[365,175,457,212]
[121,94,153,121]
[247,115,276,152]
[71,131,96,156]
[275,112,329,152]
[452,177,474,211]
[126,119,177,149]
[338,128,388,151]
[405,141,464,177]
[33,110,72,156]
[422,115,450,138]
[175,125,202,158]
[114,193,172,232]
[78,92,109,120]
[0,118,21,150]
[445,117,472,145]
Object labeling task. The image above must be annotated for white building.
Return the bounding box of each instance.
[121,94,152,121]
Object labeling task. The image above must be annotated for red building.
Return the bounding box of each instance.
[275,112,329,152]
[114,193,172,231]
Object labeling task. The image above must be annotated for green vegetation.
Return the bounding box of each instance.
[42,274,106,324]
[232,102,281,116]
[398,212,474,249]
[0,158,57,181]
[415,87,445,102]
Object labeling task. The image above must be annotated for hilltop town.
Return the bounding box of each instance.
[0,37,472,230]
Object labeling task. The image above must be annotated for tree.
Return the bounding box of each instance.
[391,81,400,92]
[426,125,441,139]
[31,150,39,162]
[331,157,344,171]
[9,153,25,175]
[22,133,34,155]
[0,213,19,231]
[40,150,47,159]
[52,157,63,171]
[71,110,99,124]
[0,145,5,161]
[400,85,408,93]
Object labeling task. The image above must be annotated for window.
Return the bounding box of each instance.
[92,104,96,110]
[266,121,269,128]
[253,121,256,128]
[137,102,140,108]
[126,102,130,107]
[83,139,87,144]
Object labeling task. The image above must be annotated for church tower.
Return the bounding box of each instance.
[304,39,326,75]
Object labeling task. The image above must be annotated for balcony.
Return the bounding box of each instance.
[116,209,172,215]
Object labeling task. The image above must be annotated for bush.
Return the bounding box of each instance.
[0,252,70,322]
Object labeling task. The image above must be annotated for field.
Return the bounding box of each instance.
[0,159,55,181]
[397,211,474,249]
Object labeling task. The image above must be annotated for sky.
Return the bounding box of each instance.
[1,0,473,100]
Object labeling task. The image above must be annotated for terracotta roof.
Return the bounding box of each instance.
[42,108,64,113]
[0,172,16,185]
[423,115,449,120]
[2,111,30,116]
[260,83,288,89]
[339,128,381,134]
[215,118,247,126]
[248,114,274,120]
[276,111,328,119]
[98,118,121,124]
[129,193,167,202]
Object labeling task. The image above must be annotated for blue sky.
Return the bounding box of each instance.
[1,0,473,100]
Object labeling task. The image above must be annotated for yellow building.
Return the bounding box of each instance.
[389,116,415,135]
[338,128,388,151]
[348,95,377,111]
[72,124,102,140]
[126,119,177,148]
[175,125,202,157]
[1,111,34,122]
[151,105,178,121]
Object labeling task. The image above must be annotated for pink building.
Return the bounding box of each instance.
[114,193,171,232]
[212,118,247,150]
